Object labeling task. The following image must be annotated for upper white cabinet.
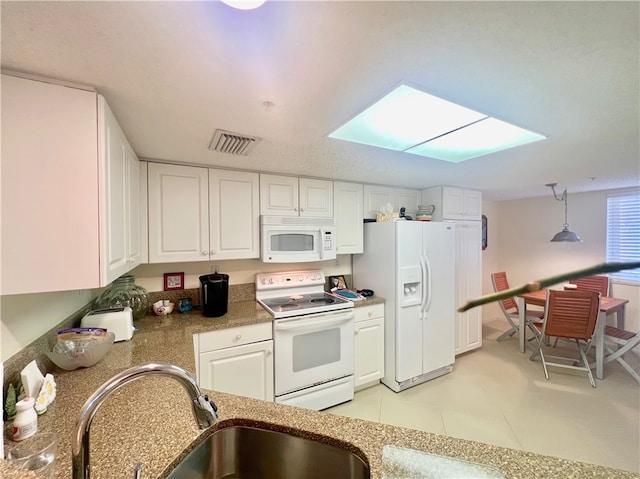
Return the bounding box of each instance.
[333,182,363,254]
[148,163,260,263]
[364,185,421,219]
[421,186,482,221]
[99,97,143,284]
[260,174,333,217]
[1,74,141,295]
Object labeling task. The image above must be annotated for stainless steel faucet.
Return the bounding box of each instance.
[72,362,218,479]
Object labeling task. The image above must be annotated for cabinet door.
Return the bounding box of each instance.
[396,188,421,218]
[199,340,274,401]
[363,185,395,219]
[462,190,482,220]
[126,145,142,269]
[354,317,384,388]
[1,75,99,294]
[334,182,363,254]
[148,163,209,263]
[209,169,260,259]
[99,98,129,284]
[452,221,482,355]
[442,187,466,219]
[260,174,299,216]
[299,178,333,217]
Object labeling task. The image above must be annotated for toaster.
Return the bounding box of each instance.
[81,306,134,342]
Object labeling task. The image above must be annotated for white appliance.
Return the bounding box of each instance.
[260,216,337,263]
[353,220,456,392]
[80,306,134,342]
[256,270,354,410]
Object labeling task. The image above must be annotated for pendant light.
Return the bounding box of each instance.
[546,183,583,242]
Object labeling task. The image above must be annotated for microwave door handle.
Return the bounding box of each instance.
[319,228,325,260]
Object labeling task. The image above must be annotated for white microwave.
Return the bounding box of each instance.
[261,216,337,263]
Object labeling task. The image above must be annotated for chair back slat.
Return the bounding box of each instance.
[543,290,600,340]
[491,272,518,311]
[569,275,609,296]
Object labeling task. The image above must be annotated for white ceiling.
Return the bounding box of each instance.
[2,1,638,201]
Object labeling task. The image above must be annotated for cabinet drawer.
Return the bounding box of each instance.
[354,304,384,323]
[198,322,272,352]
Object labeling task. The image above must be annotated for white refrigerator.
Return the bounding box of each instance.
[353,220,455,392]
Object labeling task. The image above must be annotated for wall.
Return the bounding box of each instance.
[497,187,639,336]
[1,289,99,361]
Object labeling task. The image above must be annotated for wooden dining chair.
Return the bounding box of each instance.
[568,275,610,297]
[530,290,601,387]
[600,326,640,384]
[491,272,543,344]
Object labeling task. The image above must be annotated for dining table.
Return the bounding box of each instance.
[517,290,629,380]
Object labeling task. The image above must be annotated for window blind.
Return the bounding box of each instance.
[606,192,640,283]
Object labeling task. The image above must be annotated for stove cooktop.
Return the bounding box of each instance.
[258,292,353,319]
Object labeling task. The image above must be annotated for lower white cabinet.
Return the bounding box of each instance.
[194,323,274,401]
[354,304,385,389]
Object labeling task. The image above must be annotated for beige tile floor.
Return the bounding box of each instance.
[326,318,640,474]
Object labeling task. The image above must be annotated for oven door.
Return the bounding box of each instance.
[273,309,354,396]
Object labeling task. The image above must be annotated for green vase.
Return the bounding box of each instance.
[95,275,149,321]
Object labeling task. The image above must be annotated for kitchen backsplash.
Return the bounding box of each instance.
[2,282,257,394]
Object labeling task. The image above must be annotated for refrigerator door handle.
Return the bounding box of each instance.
[419,253,428,316]
[424,254,433,313]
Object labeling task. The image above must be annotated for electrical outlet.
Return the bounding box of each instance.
[212,264,221,273]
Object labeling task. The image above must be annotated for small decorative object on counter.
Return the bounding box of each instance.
[178,297,193,313]
[13,397,38,441]
[35,374,56,415]
[94,274,149,321]
[5,382,18,419]
[20,360,45,399]
[153,300,174,315]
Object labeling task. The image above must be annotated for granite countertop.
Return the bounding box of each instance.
[2,297,637,479]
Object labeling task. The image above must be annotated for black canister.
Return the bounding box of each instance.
[199,273,229,317]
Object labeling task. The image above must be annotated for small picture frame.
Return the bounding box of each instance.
[164,272,185,291]
[482,215,488,251]
[329,275,348,290]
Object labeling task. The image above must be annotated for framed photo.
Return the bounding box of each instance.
[164,272,184,291]
[329,275,348,290]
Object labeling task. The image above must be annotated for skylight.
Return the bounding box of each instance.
[329,84,546,162]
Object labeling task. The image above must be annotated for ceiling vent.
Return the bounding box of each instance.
[208,129,261,156]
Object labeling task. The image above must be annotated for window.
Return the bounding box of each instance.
[606,191,640,284]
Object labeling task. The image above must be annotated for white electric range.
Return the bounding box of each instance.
[256,270,354,410]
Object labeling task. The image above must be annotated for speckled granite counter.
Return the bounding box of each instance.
[2,298,637,479]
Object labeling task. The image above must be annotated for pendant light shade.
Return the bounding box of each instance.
[546,183,583,243]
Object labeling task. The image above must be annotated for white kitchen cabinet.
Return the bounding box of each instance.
[364,185,421,219]
[450,220,483,355]
[1,74,141,294]
[421,186,482,221]
[260,174,333,217]
[148,163,259,263]
[194,323,274,401]
[333,181,364,254]
[354,304,385,389]
[99,97,143,284]
[209,169,260,260]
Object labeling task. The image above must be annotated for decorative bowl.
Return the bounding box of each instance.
[46,332,115,370]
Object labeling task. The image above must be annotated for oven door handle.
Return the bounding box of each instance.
[275,312,353,331]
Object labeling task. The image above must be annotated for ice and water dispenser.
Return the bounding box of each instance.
[400,266,422,307]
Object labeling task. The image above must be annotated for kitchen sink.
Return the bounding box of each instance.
[166,425,370,479]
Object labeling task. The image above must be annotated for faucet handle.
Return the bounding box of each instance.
[133,463,143,479]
